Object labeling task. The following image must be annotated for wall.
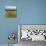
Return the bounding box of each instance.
[0,0,46,44]
[20,0,46,24]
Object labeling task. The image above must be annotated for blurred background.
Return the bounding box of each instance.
[0,0,46,45]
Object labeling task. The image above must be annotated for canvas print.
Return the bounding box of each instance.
[5,6,16,17]
[18,25,46,46]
